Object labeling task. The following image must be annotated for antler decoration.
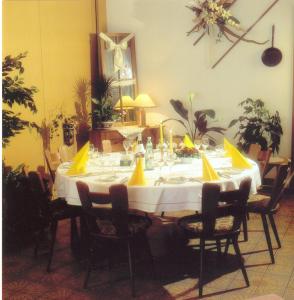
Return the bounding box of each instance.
[187,0,268,46]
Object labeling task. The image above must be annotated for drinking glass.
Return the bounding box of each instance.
[123,139,132,155]
[195,138,202,151]
[166,152,176,173]
[202,137,209,152]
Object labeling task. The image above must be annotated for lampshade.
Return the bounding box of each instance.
[134,94,156,108]
[114,95,136,109]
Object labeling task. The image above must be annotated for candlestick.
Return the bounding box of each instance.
[159,122,164,146]
[169,129,173,154]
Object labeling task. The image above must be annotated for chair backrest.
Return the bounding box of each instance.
[27,171,51,218]
[59,144,76,162]
[76,182,129,236]
[202,178,252,236]
[102,140,112,153]
[268,164,291,210]
[44,150,61,182]
[247,144,262,161]
[258,148,272,180]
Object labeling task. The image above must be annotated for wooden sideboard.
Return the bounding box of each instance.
[90,126,160,152]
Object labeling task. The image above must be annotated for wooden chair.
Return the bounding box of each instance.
[178,178,252,297]
[59,144,76,162]
[258,148,272,184]
[28,171,81,272]
[102,139,112,153]
[244,164,292,264]
[247,143,262,161]
[76,181,154,297]
[44,149,61,182]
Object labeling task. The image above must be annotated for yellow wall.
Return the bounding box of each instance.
[3,0,96,169]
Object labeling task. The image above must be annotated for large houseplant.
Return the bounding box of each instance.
[91,75,115,129]
[163,94,226,145]
[228,98,283,154]
[2,52,38,147]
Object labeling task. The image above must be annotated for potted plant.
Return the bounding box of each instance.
[163,94,226,146]
[91,75,115,129]
[2,52,38,148]
[228,98,283,154]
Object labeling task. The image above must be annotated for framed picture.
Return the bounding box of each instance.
[99,33,138,124]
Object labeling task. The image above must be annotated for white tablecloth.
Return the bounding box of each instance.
[55,153,261,213]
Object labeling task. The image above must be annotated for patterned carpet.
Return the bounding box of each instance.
[3,196,294,300]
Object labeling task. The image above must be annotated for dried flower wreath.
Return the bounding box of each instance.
[187,0,268,46]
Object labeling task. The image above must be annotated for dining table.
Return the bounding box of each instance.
[55,150,262,213]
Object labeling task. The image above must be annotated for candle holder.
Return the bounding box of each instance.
[159,142,168,162]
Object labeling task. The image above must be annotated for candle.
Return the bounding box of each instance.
[169,129,173,153]
[159,122,164,146]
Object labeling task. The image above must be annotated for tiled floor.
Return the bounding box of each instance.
[3,195,294,299]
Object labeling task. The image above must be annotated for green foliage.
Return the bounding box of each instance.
[228,98,283,154]
[92,75,115,124]
[2,52,38,147]
[163,97,226,145]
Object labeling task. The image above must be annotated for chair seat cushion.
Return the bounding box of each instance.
[247,194,271,212]
[96,214,151,236]
[179,215,234,235]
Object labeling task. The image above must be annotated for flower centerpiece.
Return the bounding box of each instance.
[187,0,267,45]
[175,146,199,158]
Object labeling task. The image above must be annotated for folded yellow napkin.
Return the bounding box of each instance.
[202,154,220,181]
[229,143,252,169]
[223,138,252,169]
[223,137,232,157]
[183,134,194,149]
[128,157,147,186]
[72,141,89,163]
[66,142,89,175]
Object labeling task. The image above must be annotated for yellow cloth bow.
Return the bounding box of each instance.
[128,157,147,186]
[183,134,194,149]
[66,142,89,175]
[223,138,252,169]
[202,154,220,181]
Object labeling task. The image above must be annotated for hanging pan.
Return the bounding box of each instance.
[261,25,282,67]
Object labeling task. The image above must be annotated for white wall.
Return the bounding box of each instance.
[107,0,294,157]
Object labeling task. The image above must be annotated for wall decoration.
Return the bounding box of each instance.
[261,25,282,67]
[99,32,138,124]
[187,0,280,68]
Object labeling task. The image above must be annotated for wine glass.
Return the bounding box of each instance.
[202,137,209,152]
[194,138,202,151]
[123,139,132,155]
[166,152,176,174]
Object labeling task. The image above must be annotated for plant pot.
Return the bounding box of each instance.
[62,123,75,146]
[97,121,113,129]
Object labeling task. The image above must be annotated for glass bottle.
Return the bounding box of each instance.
[145,136,154,170]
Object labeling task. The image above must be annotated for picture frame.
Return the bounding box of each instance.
[99,32,138,125]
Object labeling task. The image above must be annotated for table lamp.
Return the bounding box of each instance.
[134,94,156,127]
[114,96,136,122]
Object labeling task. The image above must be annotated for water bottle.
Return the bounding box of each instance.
[145,136,154,170]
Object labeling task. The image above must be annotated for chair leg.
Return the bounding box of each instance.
[247,212,250,220]
[224,238,230,256]
[127,240,135,297]
[232,236,249,287]
[268,214,281,249]
[47,220,58,273]
[83,248,94,289]
[242,215,248,242]
[143,233,156,279]
[261,214,275,264]
[34,228,44,258]
[199,238,205,297]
